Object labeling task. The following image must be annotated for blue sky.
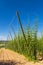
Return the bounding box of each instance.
[0,0,43,40]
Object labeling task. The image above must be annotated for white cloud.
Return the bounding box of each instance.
[0,35,7,40]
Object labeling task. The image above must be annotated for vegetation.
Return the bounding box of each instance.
[5,19,43,61]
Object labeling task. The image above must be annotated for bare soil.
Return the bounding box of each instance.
[0,48,43,65]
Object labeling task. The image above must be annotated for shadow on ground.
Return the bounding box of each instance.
[0,60,24,65]
[0,61,15,65]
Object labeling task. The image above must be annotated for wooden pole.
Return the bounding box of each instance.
[16,11,27,43]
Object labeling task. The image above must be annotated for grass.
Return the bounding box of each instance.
[5,19,43,61]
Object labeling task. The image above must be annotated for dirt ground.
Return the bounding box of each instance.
[0,48,43,65]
